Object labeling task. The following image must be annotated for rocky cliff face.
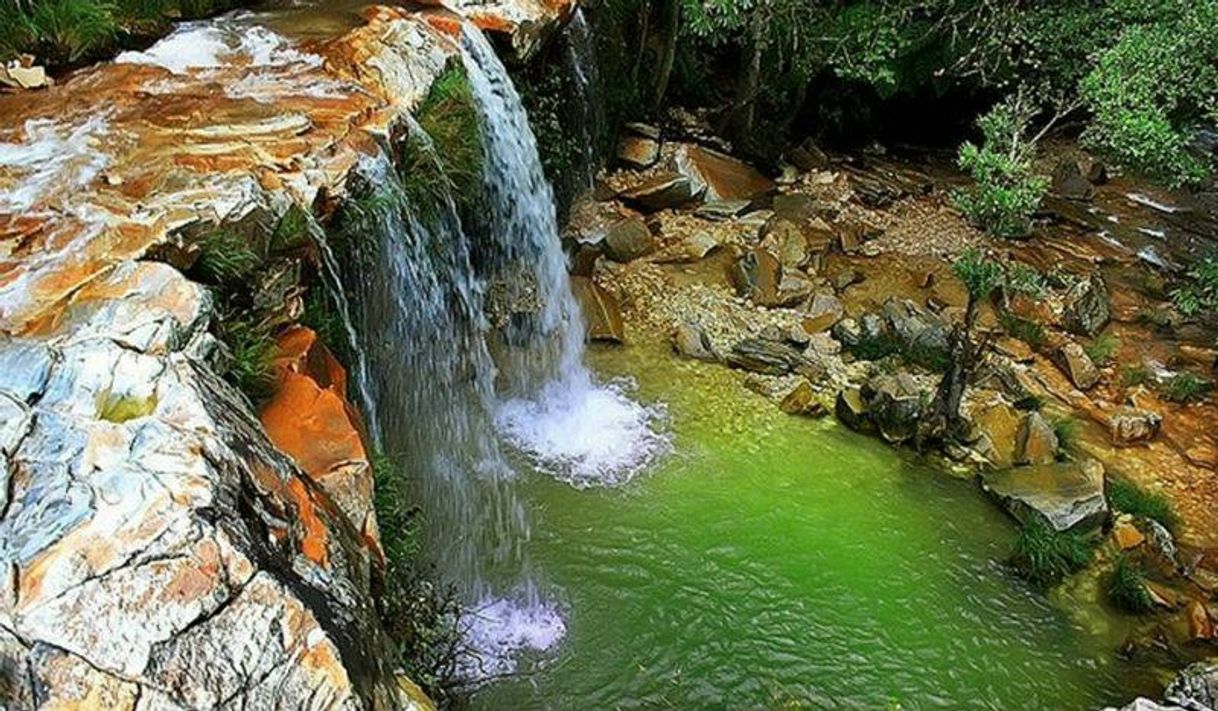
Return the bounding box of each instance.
[0,3,568,708]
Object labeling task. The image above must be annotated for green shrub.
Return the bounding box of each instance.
[1083,333,1119,366]
[1011,518,1095,585]
[409,62,484,217]
[1107,479,1178,531]
[1170,255,1218,317]
[1107,555,1155,613]
[23,0,117,63]
[953,96,1050,239]
[1005,262,1048,298]
[1080,2,1218,186]
[1161,372,1210,403]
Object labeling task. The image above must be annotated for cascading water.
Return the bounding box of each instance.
[336,24,667,681]
[460,25,669,489]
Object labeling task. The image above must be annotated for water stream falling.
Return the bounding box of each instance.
[562,7,604,190]
[333,24,666,680]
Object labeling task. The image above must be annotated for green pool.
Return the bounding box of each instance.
[471,342,1157,710]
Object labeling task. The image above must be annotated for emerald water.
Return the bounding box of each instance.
[471,342,1157,710]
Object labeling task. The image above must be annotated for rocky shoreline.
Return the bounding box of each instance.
[567,116,1218,709]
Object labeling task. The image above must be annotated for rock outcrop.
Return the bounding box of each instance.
[0,2,573,707]
[981,458,1108,532]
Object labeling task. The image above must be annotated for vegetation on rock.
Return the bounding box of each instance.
[408,62,485,218]
[1161,372,1211,403]
[0,0,241,66]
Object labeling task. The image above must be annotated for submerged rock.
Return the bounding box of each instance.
[671,321,717,362]
[981,458,1108,532]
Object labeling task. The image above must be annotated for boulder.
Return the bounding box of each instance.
[1062,273,1111,337]
[616,134,660,169]
[786,139,830,172]
[730,247,783,306]
[1109,407,1162,446]
[1165,659,1218,711]
[571,276,625,342]
[620,172,703,211]
[603,217,657,262]
[727,338,806,375]
[835,387,871,432]
[1052,159,1095,201]
[803,293,844,335]
[671,322,717,362]
[1101,700,1188,711]
[971,401,1023,469]
[1053,341,1100,390]
[860,373,925,444]
[761,218,812,270]
[674,144,775,202]
[981,458,1108,532]
[1015,411,1058,465]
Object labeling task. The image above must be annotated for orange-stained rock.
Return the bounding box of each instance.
[675,144,775,202]
[1113,518,1146,550]
[262,327,378,557]
[1186,599,1216,641]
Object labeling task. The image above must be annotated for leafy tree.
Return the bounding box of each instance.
[954,92,1050,239]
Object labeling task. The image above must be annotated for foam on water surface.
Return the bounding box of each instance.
[459,596,566,680]
[496,375,670,488]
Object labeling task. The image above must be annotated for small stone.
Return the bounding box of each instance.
[571,277,625,342]
[1062,273,1111,337]
[621,173,703,211]
[1109,407,1162,446]
[803,293,844,334]
[730,247,782,306]
[616,134,660,169]
[1113,518,1146,550]
[1053,341,1100,390]
[835,388,870,432]
[695,200,752,220]
[1185,600,1216,641]
[832,269,864,292]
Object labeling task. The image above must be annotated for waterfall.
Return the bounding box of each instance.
[460,25,668,490]
[334,24,667,681]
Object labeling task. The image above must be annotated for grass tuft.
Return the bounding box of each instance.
[193,228,261,284]
[1160,372,1210,403]
[1107,555,1155,613]
[1107,479,1178,531]
[1011,518,1095,586]
[221,320,278,403]
[1083,332,1119,366]
[999,312,1047,348]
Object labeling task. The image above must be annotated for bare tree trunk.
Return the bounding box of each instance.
[727,22,762,146]
[921,298,979,445]
[650,0,679,111]
[631,0,652,89]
